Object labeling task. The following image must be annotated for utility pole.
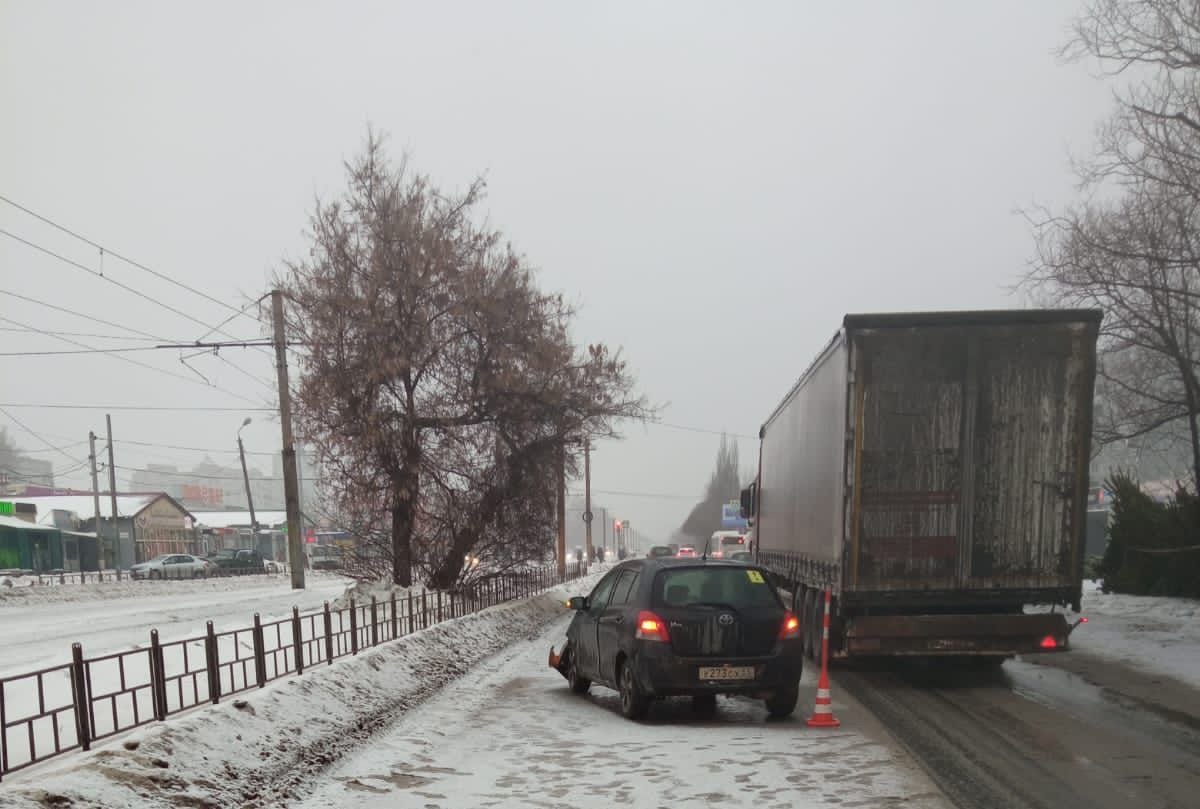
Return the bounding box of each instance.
[272,289,305,590]
[89,431,103,569]
[105,415,120,568]
[600,506,608,557]
[556,442,566,579]
[237,418,259,551]
[583,440,593,562]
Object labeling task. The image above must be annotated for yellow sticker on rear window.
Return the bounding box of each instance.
[746,570,765,584]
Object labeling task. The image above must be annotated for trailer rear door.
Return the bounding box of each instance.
[848,318,1095,593]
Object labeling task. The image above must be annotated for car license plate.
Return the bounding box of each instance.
[698,666,755,681]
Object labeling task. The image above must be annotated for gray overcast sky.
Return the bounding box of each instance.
[1,1,1113,540]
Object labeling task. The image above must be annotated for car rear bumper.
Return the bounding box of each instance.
[632,641,803,697]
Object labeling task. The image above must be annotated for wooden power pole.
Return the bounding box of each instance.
[105,415,120,567]
[89,431,103,568]
[272,290,306,590]
[556,442,566,579]
[584,440,593,562]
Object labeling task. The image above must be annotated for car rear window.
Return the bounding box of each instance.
[652,567,780,610]
[720,536,745,546]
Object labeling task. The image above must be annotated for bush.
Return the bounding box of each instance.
[1097,472,1200,598]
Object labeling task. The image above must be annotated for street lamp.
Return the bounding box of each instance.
[237,418,260,550]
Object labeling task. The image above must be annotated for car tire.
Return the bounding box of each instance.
[567,650,591,695]
[692,694,717,715]
[618,659,650,720]
[765,684,799,719]
[150,570,162,580]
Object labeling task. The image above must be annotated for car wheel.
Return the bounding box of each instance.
[618,659,649,720]
[567,650,591,695]
[765,684,799,719]
[692,694,717,715]
[150,570,162,580]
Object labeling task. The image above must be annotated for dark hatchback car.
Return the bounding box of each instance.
[553,559,803,720]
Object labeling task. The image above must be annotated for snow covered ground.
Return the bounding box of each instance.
[0,573,948,809]
[294,624,948,809]
[1067,580,1200,689]
[0,573,352,678]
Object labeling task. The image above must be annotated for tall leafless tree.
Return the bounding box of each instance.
[284,132,647,586]
[1028,0,1200,491]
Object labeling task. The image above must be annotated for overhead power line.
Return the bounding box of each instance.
[0,403,274,412]
[0,194,263,326]
[0,345,164,357]
[0,405,87,464]
[568,488,700,501]
[115,438,276,457]
[0,325,162,343]
[0,289,168,341]
[646,421,758,441]
[0,314,263,405]
[1,236,273,391]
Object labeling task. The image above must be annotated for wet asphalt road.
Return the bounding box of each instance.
[835,653,1200,809]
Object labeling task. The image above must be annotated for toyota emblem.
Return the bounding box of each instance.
[718,613,735,626]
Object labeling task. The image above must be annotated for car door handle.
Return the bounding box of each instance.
[600,615,623,625]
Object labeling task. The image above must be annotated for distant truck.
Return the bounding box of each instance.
[743,310,1100,662]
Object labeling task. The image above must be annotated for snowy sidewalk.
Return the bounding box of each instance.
[1067,581,1200,689]
[294,618,949,809]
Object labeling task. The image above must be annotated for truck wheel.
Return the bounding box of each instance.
[803,590,818,661]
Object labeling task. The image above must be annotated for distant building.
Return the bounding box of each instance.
[14,493,194,568]
[0,444,54,493]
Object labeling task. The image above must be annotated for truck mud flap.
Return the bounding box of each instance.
[843,613,1072,656]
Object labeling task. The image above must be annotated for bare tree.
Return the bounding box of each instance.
[285,132,647,586]
[1066,1,1200,198]
[1026,1,1200,491]
[1028,183,1200,489]
[678,434,742,543]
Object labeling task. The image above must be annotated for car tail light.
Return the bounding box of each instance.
[636,611,670,642]
[1039,635,1058,649]
[779,611,801,640]
[737,538,745,544]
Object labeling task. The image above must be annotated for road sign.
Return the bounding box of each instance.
[582,511,593,523]
[721,501,748,530]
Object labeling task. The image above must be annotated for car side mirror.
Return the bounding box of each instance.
[567,596,589,611]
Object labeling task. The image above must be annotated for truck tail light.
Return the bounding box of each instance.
[1039,635,1058,649]
[636,611,670,642]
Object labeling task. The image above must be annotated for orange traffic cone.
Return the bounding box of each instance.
[806,587,841,728]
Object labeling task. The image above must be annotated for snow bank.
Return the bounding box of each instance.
[1068,580,1200,688]
[1,573,601,809]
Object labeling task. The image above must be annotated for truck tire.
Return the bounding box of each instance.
[803,590,818,661]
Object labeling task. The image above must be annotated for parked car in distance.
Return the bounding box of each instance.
[552,559,803,720]
[676,545,698,558]
[131,554,212,580]
[647,545,675,559]
[728,551,754,563]
[206,548,269,574]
